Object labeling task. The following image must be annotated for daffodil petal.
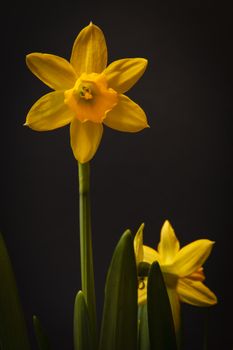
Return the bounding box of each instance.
[25,91,75,131]
[70,119,103,163]
[167,288,181,334]
[26,53,77,90]
[157,220,180,264]
[134,223,144,265]
[104,94,149,132]
[170,239,214,277]
[177,279,217,306]
[104,58,148,94]
[70,23,107,75]
[143,246,161,265]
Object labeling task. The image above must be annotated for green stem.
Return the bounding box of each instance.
[78,161,97,348]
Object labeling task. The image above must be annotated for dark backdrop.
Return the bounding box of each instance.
[1,1,232,349]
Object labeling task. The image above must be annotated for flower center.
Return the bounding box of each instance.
[64,73,118,123]
[79,86,93,100]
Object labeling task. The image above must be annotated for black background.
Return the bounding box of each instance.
[1,1,232,349]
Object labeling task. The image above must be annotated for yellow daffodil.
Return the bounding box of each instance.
[134,220,217,333]
[25,22,149,163]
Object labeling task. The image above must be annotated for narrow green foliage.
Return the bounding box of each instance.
[0,232,31,350]
[33,315,51,350]
[138,304,150,350]
[99,230,138,350]
[147,262,177,350]
[73,291,93,350]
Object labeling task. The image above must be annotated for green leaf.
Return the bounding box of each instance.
[0,232,31,350]
[147,262,177,350]
[73,291,93,350]
[33,315,51,350]
[138,304,150,350]
[99,230,138,350]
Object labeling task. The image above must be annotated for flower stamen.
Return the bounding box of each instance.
[80,86,93,100]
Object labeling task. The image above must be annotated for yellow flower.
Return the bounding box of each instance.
[25,22,149,163]
[134,220,217,333]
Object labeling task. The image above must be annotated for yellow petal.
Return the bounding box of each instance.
[167,288,181,335]
[70,23,107,75]
[157,220,180,264]
[25,91,75,131]
[104,58,148,94]
[103,94,149,132]
[26,53,77,90]
[143,246,161,265]
[177,279,217,306]
[134,223,144,265]
[170,240,214,277]
[70,119,103,163]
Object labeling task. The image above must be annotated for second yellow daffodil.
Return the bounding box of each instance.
[134,221,217,333]
[25,22,149,163]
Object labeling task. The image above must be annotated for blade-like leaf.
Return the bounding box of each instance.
[33,315,51,350]
[99,230,138,350]
[138,304,150,350]
[73,291,93,350]
[0,232,31,350]
[147,262,177,350]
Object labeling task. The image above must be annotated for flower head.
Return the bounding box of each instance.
[25,23,149,163]
[134,220,217,333]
